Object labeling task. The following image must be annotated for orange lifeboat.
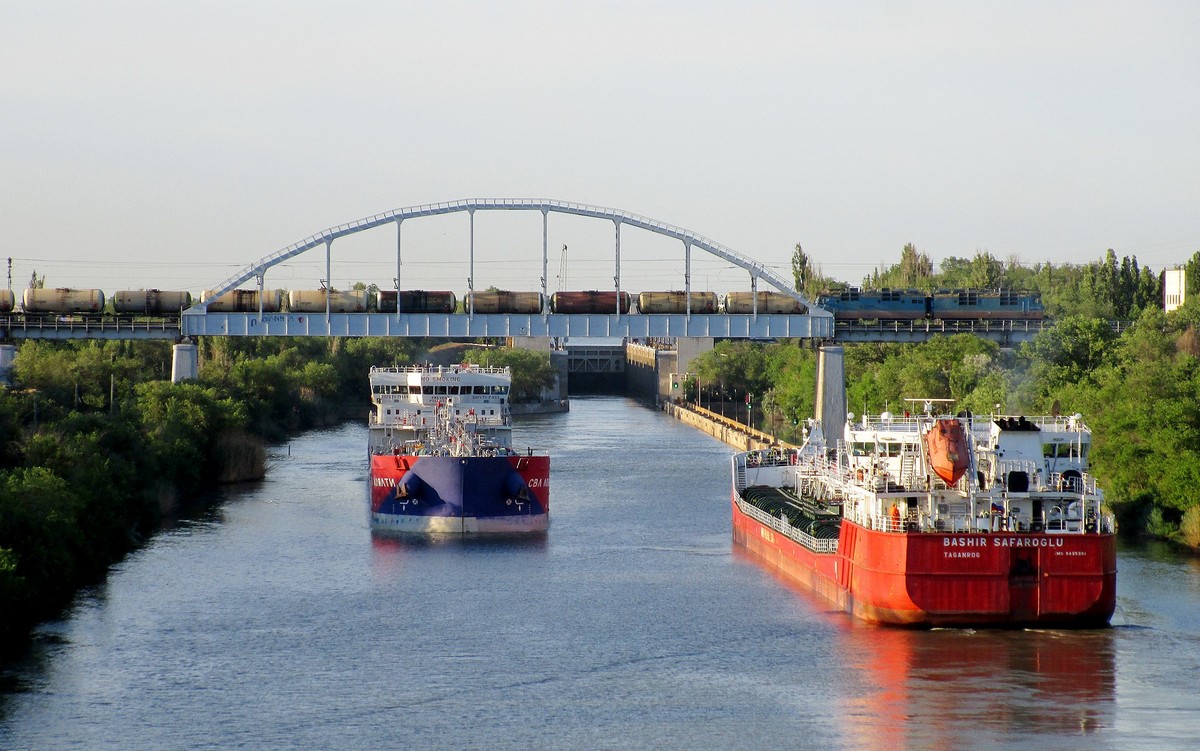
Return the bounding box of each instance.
[925,418,970,484]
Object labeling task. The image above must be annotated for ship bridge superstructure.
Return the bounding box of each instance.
[367,364,513,456]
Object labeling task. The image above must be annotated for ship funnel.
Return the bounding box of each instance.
[815,345,846,439]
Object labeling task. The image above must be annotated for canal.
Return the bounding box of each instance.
[2,397,1200,750]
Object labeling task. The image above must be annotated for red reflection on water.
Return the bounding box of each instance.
[734,544,1116,750]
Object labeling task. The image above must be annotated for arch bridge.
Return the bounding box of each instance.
[181,198,832,340]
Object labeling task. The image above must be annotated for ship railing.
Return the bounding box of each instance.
[737,500,838,554]
[1044,471,1099,495]
[1043,498,1108,533]
[744,447,800,469]
[376,413,509,428]
[869,513,909,533]
[369,364,510,375]
[990,459,1041,492]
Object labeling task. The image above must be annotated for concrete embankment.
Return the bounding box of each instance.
[662,400,792,451]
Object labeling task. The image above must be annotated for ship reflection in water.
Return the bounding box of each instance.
[368,530,548,581]
[733,546,1117,749]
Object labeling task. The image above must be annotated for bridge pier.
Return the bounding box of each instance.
[815,344,846,439]
[171,340,198,382]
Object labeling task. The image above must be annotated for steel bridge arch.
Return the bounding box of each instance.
[192,198,827,316]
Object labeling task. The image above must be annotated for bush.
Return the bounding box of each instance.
[1180,506,1200,550]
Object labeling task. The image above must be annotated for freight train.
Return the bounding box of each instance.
[2,288,195,316]
[3,285,1040,321]
[2,286,807,317]
[815,288,1044,321]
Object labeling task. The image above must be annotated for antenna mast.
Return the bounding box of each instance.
[556,244,568,292]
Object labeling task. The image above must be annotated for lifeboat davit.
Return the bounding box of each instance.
[925,418,970,484]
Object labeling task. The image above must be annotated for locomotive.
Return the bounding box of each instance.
[815,288,1044,321]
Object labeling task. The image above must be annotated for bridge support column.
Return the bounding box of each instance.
[815,344,846,440]
[0,343,16,386]
[171,341,199,383]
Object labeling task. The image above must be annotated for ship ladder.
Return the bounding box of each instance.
[899,451,916,488]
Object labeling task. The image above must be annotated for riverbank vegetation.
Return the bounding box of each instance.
[0,335,554,648]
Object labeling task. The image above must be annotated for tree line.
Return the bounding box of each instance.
[794,243,1164,320]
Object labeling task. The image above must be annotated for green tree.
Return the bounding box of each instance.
[463,348,557,403]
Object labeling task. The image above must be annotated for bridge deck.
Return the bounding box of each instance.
[0,312,1105,344]
[179,312,833,339]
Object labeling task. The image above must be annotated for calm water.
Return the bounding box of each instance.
[3,397,1200,750]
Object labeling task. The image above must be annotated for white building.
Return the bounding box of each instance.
[1164,268,1187,312]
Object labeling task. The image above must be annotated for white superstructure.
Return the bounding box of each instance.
[367,364,513,456]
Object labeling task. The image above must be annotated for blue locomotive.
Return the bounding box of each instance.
[816,288,1044,321]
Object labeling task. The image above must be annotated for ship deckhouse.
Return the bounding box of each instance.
[367,364,513,454]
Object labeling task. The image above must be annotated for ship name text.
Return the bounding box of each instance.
[943,536,1065,548]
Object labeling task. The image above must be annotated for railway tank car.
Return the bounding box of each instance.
[550,290,632,314]
[464,290,544,314]
[286,289,368,313]
[376,290,458,314]
[635,291,719,314]
[112,290,193,314]
[0,290,14,313]
[723,291,806,314]
[23,288,106,314]
[201,289,283,313]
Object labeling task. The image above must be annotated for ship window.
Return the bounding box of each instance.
[877,442,902,457]
[409,385,421,395]
[422,385,433,395]
[448,386,460,395]
[474,386,487,394]
[1045,444,1080,458]
[435,386,447,395]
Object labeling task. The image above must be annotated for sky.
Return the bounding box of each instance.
[2,1,1198,298]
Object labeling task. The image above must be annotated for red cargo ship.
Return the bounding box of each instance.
[732,400,1116,627]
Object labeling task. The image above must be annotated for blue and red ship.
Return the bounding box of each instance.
[368,364,549,535]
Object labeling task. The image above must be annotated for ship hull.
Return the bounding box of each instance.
[732,494,1116,627]
[371,454,549,535]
